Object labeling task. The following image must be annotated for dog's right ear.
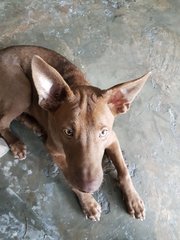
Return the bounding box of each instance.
[31,55,74,111]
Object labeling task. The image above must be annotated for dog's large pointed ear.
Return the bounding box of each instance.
[31,55,74,111]
[104,72,151,115]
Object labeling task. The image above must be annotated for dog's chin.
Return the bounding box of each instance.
[64,171,103,193]
[75,187,98,194]
[70,180,101,193]
[77,186,98,194]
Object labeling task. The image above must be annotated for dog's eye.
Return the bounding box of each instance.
[99,128,108,138]
[63,128,73,137]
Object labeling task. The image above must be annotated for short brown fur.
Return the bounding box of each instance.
[0,46,151,221]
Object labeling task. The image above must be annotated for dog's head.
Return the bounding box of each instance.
[32,55,150,193]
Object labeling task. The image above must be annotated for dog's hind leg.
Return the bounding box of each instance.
[0,67,31,160]
[17,113,45,138]
[0,115,27,160]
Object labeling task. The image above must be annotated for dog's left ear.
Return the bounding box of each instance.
[105,72,151,115]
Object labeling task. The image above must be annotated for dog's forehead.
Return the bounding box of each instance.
[69,88,113,126]
[56,86,113,126]
[64,86,100,112]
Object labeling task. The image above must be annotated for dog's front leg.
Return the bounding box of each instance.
[48,155,101,221]
[50,153,102,221]
[46,142,101,221]
[106,132,145,220]
[73,188,101,221]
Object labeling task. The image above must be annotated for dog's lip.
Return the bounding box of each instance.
[65,171,103,193]
[68,178,100,193]
[78,188,94,193]
[76,185,99,194]
[72,180,101,193]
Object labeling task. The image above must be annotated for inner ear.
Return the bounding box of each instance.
[39,82,70,111]
[31,55,74,111]
[107,89,130,114]
[105,72,151,115]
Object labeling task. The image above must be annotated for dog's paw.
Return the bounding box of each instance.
[73,189,102,221]
[10,141,27,160]
[32,125,45,137]
[125,190,145,220]
[83,198,102,221]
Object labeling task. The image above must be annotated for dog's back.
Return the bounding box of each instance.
[0,46,88,87]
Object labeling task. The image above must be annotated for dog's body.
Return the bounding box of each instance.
[0,46,150,221]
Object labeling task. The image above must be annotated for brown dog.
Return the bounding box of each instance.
[0,46,150,221]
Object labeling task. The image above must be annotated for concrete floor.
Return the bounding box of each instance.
[0,0,180,239]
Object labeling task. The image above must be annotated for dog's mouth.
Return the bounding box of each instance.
[63,165,104,193]
[66,174,103,193]
[76,184,100,193]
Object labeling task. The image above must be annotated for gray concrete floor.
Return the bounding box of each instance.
[0,0,180,239]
